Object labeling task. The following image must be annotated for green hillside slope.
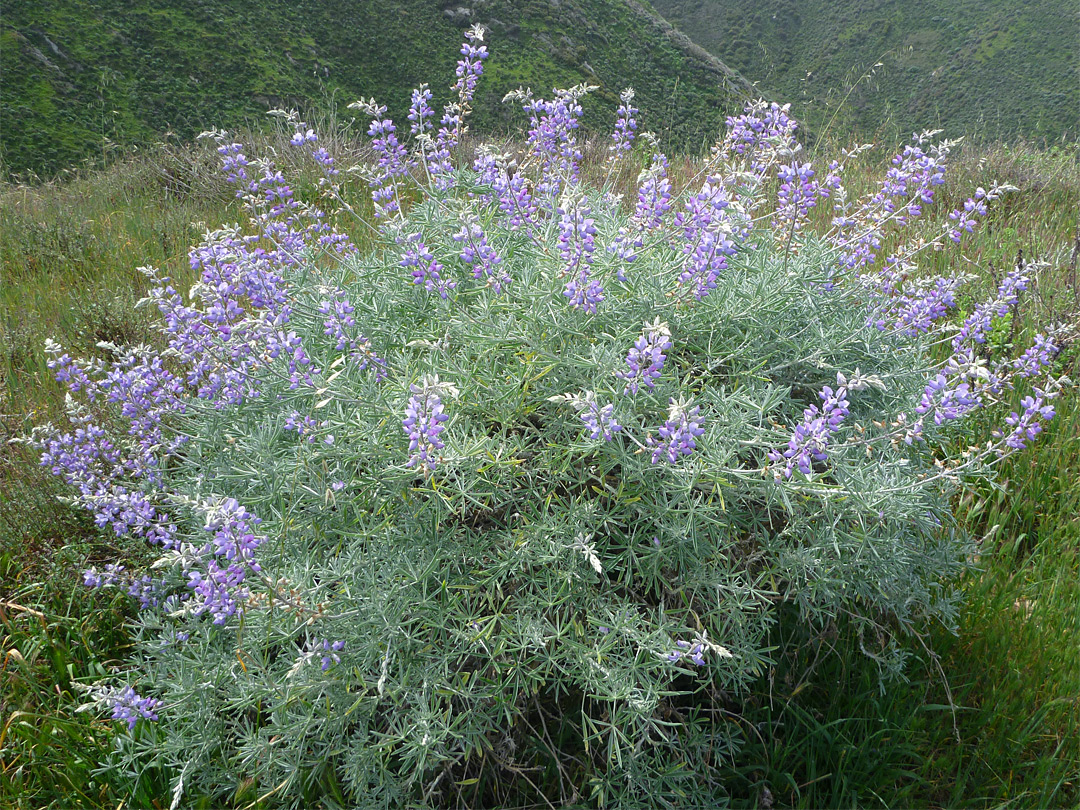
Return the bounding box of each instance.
[650,0,1079,143]
[0,0,756,177]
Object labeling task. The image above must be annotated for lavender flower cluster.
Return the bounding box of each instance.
[403,376,453,471]
[769,383,851,479]
[79,684,161,732]
[570,391,622,441]
[558,195,603,312]
[455,219,510,293]
[648,399,706,464]
[616,319,672,395]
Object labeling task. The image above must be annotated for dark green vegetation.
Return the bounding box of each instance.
[1,0,756,178]
[651,0,1080,144]
[1,128,1077,806]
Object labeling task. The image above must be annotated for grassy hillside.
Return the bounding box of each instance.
[649,0,1079,143]
[0,0,756,178]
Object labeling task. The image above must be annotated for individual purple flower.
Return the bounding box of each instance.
[83,569,105,588]
[403,375,456,470]
[290,127,317,146]
[649,399,706,464]
[616,318,672,394]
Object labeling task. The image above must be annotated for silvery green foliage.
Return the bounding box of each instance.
[33,32,1071,809]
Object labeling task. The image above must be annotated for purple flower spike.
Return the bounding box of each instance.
[318,291,385,374]
[610,88,638,156]
[1012,332,1059,378]
[426,25,488,190]
[511,84,592,197]
[649,399,706,464]
[349,98,410,219]
[453,25,488,104]
[915,374,980,426]
[571,391,622,441]
[664,634,731,667]
[401,231,455,298]
[408,84,434,137]
[773,160,823,234]
[769,383,850,479]
[617,318,672,395]
[455,220,509,293]
[107,685,161,731]
[558,194,603,312]
[635,152,672,229]
[996,390,1057,453]
[947,185,1014,243]
[675,176,739,301]
[403,375,457,471]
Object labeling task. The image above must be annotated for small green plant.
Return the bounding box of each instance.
[25,29,1074,808]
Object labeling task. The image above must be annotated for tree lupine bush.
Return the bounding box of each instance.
[31,25,1074,808]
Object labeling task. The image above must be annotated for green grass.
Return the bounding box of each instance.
[1,538,150,809]
[1,0,759,179]
[651,0,1080,146]
[1,131,1078,807]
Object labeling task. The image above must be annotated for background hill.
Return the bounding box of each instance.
[650,0,1079,144]
[0,0,756,177]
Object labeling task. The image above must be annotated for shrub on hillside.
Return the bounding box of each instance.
[31,26,1072,808]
